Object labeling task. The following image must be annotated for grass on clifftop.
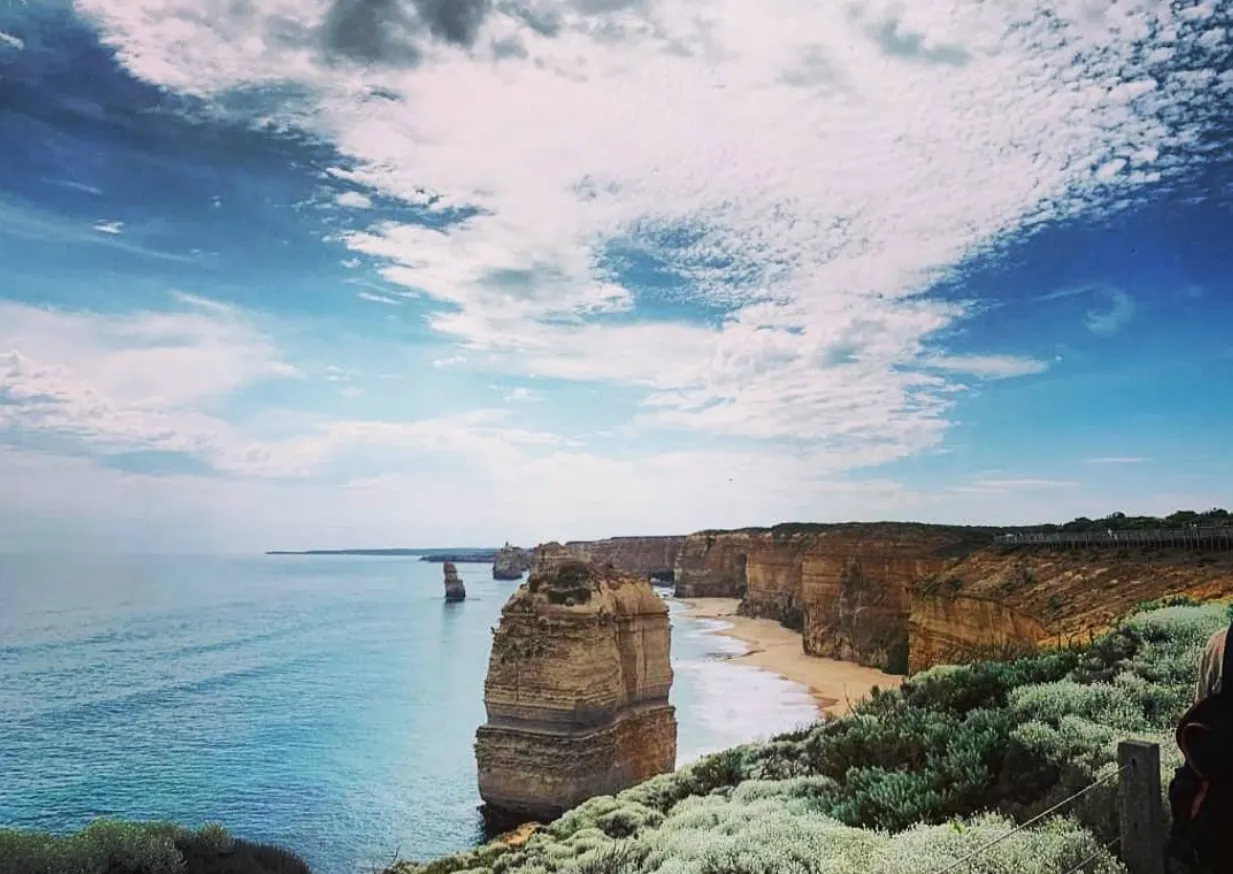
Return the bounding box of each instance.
[392,599,1230,874]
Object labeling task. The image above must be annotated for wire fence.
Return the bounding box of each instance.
[928,741,1166,874]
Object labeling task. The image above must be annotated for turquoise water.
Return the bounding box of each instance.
[0,554,817,874]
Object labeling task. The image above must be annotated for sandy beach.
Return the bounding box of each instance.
[679,598,904,718]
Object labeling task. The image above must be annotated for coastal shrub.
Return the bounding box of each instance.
[0,821,311,874]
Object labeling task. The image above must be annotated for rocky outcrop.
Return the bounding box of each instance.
[529,541,577,575]
[493,543,531,580]
[907,547,1233,673]
[442,561,466,602]
[562,536,685,581]
[474,560,677,827]
[674,531,761,597]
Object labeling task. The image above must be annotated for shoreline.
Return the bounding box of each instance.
[678,597,904,718]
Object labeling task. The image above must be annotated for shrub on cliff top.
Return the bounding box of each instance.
[0,820,311,874]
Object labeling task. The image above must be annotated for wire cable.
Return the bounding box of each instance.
[929,764,1128,874]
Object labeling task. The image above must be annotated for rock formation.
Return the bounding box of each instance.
[529,541,577,575]
[474,560,677,828]
[674,531,760,597]
[442,561,466,602]
[669,523,995,671]
[493,543,531,580]
[907,547,1233,672]
[562,536,685,581]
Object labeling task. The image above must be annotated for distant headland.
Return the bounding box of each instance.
[265,547,500,562]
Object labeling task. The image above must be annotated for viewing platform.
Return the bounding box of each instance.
[994,527,1233,550]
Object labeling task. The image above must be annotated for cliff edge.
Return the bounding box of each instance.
[493,543,531,580]
[474,560,677,828]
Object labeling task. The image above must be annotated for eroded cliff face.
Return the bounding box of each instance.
[671,524,989,670]
[493,544,531,580]
[561,536,685,580]
[907,548,1233,672]
[674,531,761,597]
[475,560,677,827]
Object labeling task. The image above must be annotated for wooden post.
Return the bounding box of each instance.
[1118,740,1165,874]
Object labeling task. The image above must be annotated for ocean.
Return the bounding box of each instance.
[0,554,818,874]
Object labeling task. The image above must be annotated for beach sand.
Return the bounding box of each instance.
[679,598,904,718]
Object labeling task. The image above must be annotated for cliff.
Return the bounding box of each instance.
[474,560,677,827]
[442,561,466,602]
[671,523,993,670]
[493,543,531,580]
[560,536,685,580]
[907,546,1233,672]
[674,531,761,597]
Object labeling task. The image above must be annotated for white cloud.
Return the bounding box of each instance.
[1037,281,1138,335]
[970,478,1079,490]
[503,386,538,402]
[1085,286,1137,336]
[0,30,23,50]
[1087,456,1146,464]
[357,290,401,305]
[336,190,373,209]
[92,220,124,235]
[71,0,1231,473]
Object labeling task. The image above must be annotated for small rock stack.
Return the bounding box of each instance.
[442,561,467,602]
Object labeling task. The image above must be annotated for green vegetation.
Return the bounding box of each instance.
[0,820,310,874]
[394,601,1229,874]
[1039,508,1231,533]
[8,600,1227,874]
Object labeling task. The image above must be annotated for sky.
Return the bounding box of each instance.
[0,0,1231,553]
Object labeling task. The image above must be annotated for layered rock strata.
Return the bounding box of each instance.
[907,547,1233,673]
[674,531,761,597]
[475,560,677,827]
[442,561,466,602]
[493,543,531,580]
[562,536,685,581]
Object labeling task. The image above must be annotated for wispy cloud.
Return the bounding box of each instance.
[336,191,373,209]
[1037,282,1138,336]
[0,30,23,50]
[1086,456,1146,465]
[71,0,1230,475]
[970,478,1078,490]
[357,291,401,305]
[92,220,124,235]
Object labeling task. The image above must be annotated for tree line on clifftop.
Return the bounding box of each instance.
[9,595,1226,874]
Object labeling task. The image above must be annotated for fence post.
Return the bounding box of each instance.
[1118,740,1165,874]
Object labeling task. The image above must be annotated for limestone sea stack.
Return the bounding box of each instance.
[443,561,467,602]
[475,560,677,828]
[493,543,531,580]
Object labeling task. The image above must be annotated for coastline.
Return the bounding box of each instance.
[678,597,904,717]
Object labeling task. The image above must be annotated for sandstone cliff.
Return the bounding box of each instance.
[671,523,992,671]
[493,543,531,580]
[674,531,761,597]
[474,560,677,827]
[907,547,1233,673]
[443,561,466,602]
[560,536,685,580]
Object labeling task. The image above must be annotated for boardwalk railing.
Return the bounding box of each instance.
[994,527,1233,551]
[930,740,1165,874]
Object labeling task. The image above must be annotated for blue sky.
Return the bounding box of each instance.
[1,0,1230,552]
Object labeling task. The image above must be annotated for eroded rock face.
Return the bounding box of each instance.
[475,560,677,827]
[562,536,685,581]
[673,523,993,670]
[906,548,1233,672]
[493,543,531,580]
[443,561,466,602]
[673,531,760,597]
